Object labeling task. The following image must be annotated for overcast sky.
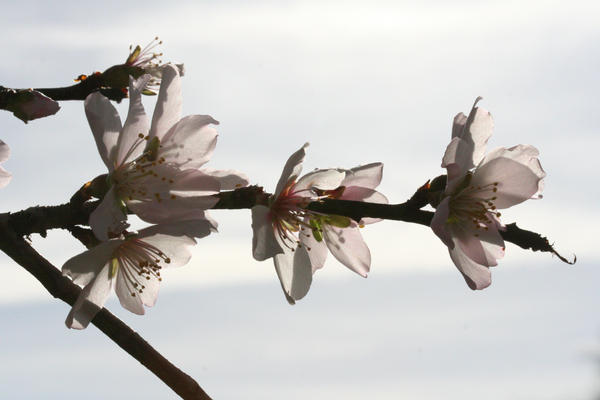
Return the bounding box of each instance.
[0,1,598,399]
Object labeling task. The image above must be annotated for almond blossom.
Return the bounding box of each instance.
[251,144,386,303]
[86,64,247,240]
[0,140,11,188]
[62,221,211,329]
[431,98,545,289]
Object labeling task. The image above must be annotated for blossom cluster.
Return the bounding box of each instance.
[0,41,547,329]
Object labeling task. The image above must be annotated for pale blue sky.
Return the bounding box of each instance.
[0,0,598,398]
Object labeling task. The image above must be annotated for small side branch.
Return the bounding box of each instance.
[305,198,574,263]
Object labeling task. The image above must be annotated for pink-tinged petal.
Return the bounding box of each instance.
[0,166,11,188]
[299,219,328,273]
[169,168,221,197]
[340,187,388,204]
[160,115,219,169]
[251,205,283,261]
[129,196,219,225]
[442,137,471,184]
[84,92,121,171]
[342,162,383,189]
[138,219,215,239]
[149,64,182,140]
[431,197,454,249]
[442,98,493,177]
[465,103,493,166]
[62,240,124,287]
[123,269,160,309]
[114,76,150,166]
[137,229,197,268]
[451,112,467,138]
[448,238,491,290]
[295,168,345,192]
[0,140,10,163]
[275,143,308,197]
[452,222,503,267]
[65,264,113,329]
[115,271,145,315]
[323,222,370,277]
[89,187,128,241]
[202,169,249,190]
[273,244,312,304]
[472,149,545,209]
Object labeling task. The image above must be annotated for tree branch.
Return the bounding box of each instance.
[0,215,212,400]
[5,181,574,263]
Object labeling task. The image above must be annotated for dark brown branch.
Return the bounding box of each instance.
[6,181,574,264]
[305,198,574,263]
[0,215,212,400]
[34,72,127,102]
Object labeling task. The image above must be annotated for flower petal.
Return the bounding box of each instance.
[62,240,123,287]
[65,264,113,329]
[431,197,454,249]
[299,219,328,273]
[472,144,546,208]
[159,115,219,169]
[274,143,308,197]
[452,222,504,267]
[465,102,493,167]
[273,244,312,304]
[149,64,182,140]
[0,166,11,189]
[442,98,493,180]
[323,222,370,277]
[251,205,284,261]
[138,219,215,239]
[114,76,150,166]
[451,112,467,138]
[294,168,345,192]
[0,140,10,163]
[137,227,197,268]
[84,92,122,171]
[115,271,146,315]
[342,162,383,189]
[448,238,492,290]
[202,169,249,190]
[473,145,545,208]
[89,187,128,241]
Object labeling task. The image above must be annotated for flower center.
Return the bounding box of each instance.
[112,238,172,297]
[270,182,350,250]
[111,134,176,205]
[447,172,501,230]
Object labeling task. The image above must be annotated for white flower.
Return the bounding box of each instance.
[251,144,387,303]
[85,64,247,240]
[431,98,545,289]
[62,221,211,329]
[0,140,11,188]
